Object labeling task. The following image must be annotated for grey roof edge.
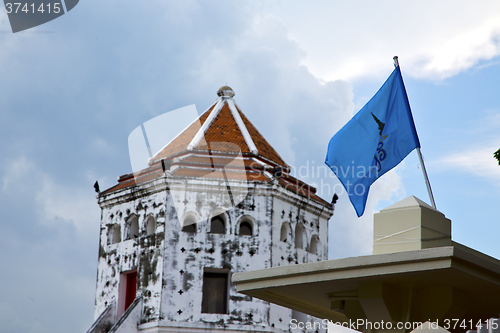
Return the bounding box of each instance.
[452,241,500,275]
[232,242,500,286]
[379,195,440,213]
[232,246,455,284]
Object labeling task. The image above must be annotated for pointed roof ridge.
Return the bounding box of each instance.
[187,99,224,151]
[148,103,215,163]
[227,98,258,155]
[150,86,289,168]
[149,102,217,162]
[381,195,440,212]
[193,101,251,153]
[233,101,289,168]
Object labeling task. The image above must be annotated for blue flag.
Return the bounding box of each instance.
[325,66,420,217]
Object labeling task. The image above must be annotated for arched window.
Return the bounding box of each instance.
[110,224,121,244]
[280,222,291,243]
[239,221,252,236]
[295,223,306,250]
[126,215,139,240]
[146,216,156,235]
[310,235,320,255]
[182,216,197,233]
[210,215,225,234]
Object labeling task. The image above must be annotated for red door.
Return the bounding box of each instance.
[125,272,137,311]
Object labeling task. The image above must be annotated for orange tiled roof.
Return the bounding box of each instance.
[101,87,330,207]
[235,106,287,167]
[177,155,266,170]
[151,104,214,161]
[103,160,328,205]
[150,88,288,168]
[195,103,250,153]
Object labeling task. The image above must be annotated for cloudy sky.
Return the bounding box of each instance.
[1,1,500,332]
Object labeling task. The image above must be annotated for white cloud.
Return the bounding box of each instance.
[1,155,33,192]
[417,18,500,79]
[433,145,500,184]
[194,14,355,167]
[2,156,100,236]
[182,12,406,260]
[35,175,100,235]
[265,1,500,81]
[430,108,500,186]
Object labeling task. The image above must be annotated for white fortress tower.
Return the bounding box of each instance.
[86,87,334,333]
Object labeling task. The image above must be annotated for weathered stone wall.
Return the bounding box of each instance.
[94,187,166,322]
[160,180,274,327]
[269,191,330,332]
[93,175,332,332]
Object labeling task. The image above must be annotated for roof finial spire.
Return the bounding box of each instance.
[217,86,235,99]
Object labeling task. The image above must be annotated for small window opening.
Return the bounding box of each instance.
[182,217,197,233]
[239,221,252,236]
[201,271,228,314]
[146,217,156,235]
[280,222,290,243]
[295,223,306,249]
[210,215,225,234]
[110,224,121,244]
[126,215,139,240]
[310,235,320,255]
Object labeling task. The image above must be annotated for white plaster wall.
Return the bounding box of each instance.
[160,180,274,328]
[269,194,331,332]
[95,189,166,323]
[94,175,332,333]
[271,195,329,267]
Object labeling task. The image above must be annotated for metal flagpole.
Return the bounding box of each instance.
[416,147,437,209]
[393,56,437,209]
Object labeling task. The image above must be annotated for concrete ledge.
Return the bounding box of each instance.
[138,320,286,332]
[232,243,500,327]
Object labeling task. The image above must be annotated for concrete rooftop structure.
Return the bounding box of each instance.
[233,196,500,332]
